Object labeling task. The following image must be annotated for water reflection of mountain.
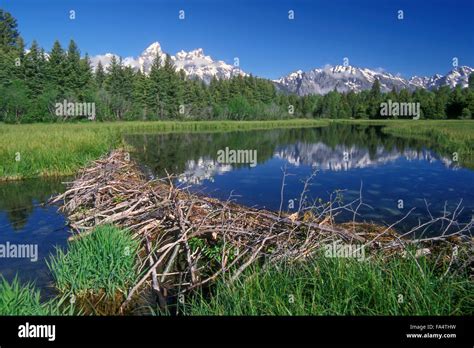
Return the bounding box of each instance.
[274,142,454,171]
[126,124,460,184]
[177,158,232,185]
[175,143,454,184]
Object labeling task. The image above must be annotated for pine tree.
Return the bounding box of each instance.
[105,55,127,119]
[65,39,81,95]
[368,78,382,118]
[75,53,93,100]
[163,54,179,117]
[0,9,20,52]
[47,40,66,94]
[446,85,466,119]
[132,70,151,119]
[95,61,106,88]
[468,73,474,90]
[149,53,167,118]
[432,86,449,119]
[24,40,45,97]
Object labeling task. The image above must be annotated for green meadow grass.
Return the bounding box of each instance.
[182,253,473,316]
[0,276,74,315]
[335,119,474,167]
[0,119,329,180]
[47,225,141,299]
[381,120,474,156]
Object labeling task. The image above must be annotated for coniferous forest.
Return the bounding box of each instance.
[1,8,474,123]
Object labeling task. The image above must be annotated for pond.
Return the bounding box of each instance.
[1,123,473,290]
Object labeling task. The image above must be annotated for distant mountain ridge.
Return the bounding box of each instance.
[274,65,474,96]
[91,42,473,95]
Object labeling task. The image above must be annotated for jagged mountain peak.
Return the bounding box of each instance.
[143,42,163,54]
[91,42,246,83]
[174,48,211,61]
[90,44,472,93]
[329,65,358,74]
[408,66,473,90]
[275,65,473,95]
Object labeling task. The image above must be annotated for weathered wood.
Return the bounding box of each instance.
[49,149,472,313]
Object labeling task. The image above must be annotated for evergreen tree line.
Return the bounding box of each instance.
[1,8,473,123]
[295,78,474,120]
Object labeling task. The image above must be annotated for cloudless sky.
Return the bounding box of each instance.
[2,0,473,79]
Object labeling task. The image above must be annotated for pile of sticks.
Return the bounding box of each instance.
[50,150,473,312]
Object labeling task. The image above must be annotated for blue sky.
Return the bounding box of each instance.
[2,0,473,79]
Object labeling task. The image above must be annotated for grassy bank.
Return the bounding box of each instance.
[183,253,473,315]
[335,119,474,167]
[0,119,328,180]
[382,120,474,158]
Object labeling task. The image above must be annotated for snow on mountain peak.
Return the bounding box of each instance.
[330,65,357,75]
[275,64,473,95]
[174,48,212,62]
[90,44,473,93]
[91,42,246,83]
[143,42,163,54]
[188,48,205,58]
[407,66,473,90]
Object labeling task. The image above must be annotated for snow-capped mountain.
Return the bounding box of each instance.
[91,42,246,83]
[274,65,411,95]
[408,66,474,90]
[274,65,474,96]
[91,42,473,92]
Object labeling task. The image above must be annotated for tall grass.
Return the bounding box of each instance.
[183,253,473,315]
[334,119,474,167]
[0,276,74,315]
[47,225,140,300]
[0,119,328,180]
[381,120,474,157]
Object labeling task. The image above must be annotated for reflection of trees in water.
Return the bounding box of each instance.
[0,178,65,231]
[125,124,439,178]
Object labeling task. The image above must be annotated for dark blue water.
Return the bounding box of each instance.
[176,155,474,231]
[0,178,69,294]
[127,124,474,232]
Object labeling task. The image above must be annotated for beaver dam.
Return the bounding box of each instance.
[50,150,473,315]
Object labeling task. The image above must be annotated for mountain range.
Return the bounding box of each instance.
[90,42,246,84]
[274,65,473,95]
[91,42,473,95]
